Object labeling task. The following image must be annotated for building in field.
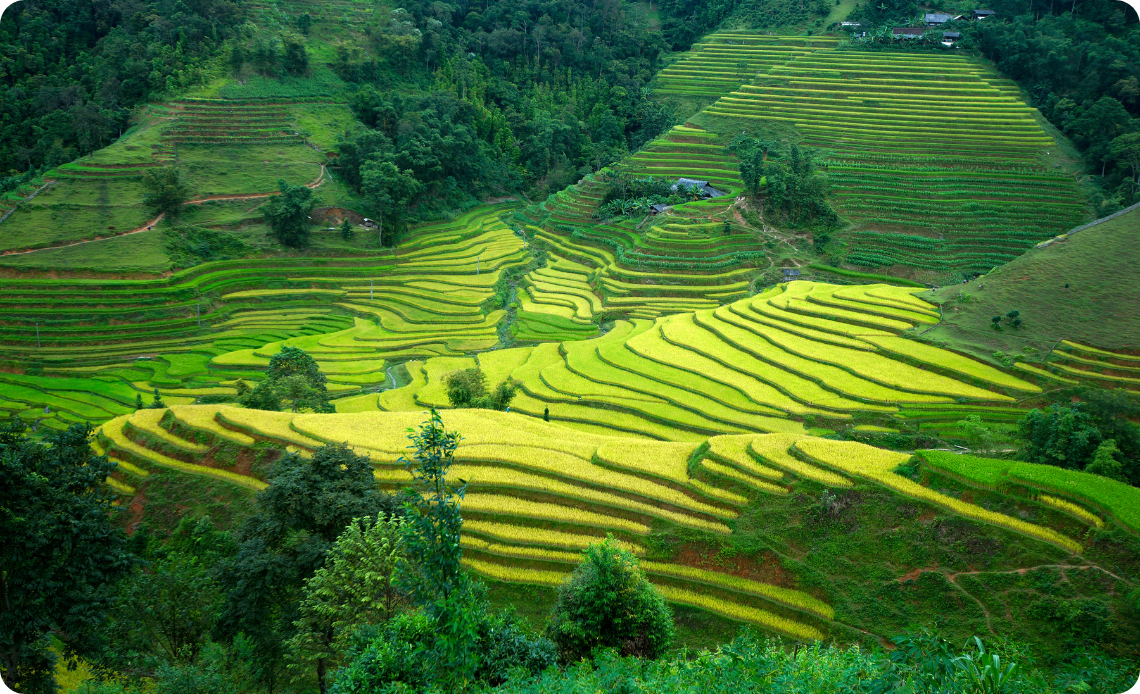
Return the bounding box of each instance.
[925,12,952,24]
[649,204,669,215]
[941,31,960,45]
[672,178,726,199]
[972,9,996,18]
[362,218,378,228]
[892,26,925,38]
[782,268,802,279]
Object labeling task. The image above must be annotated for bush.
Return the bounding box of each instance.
[546,537,674,663]
[445,368,516,411]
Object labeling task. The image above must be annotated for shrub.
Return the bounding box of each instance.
[546,536,674,663]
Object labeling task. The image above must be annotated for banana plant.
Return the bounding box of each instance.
[953,637,1020,694]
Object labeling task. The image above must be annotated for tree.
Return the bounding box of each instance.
[396,409,481,688]
[215,444,394,693]
[546,536,674,663]
[340,218,355,241]
[242,347,330,413]
[445,368,516,411]
[1086,439,1125,481]
[958,415,997,457]
[0,420,133,694]
[262,179,317,248]
[1019,405,1103,471]
[361,160,421,246]
[1110,132,1140,192]
[150,388,166,409]
[296,13,312,35]
[282,34,309,75]
[543,407,549,422]
[286,515,406,693]
[136,393,144,410]
[142,168,191,218]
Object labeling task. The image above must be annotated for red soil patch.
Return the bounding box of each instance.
[672,544,797,589]
[898,565,939,583]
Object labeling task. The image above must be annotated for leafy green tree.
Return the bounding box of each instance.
[286,515,407,694]
[958,415,997,457]
[340,218,355,241]
[1086,439,1125,481]
[296,13,312,35]
[361,160,422,246]
[150,388,166,409]
[242,346,330,413]
[396,409,483,688]
[546,536,674,663]
[99,550,226,675]
[143,168,191,219]
[215,443,395,693]
[1111,132,1140,194]
[0,420,133,694]
[1019,404,1103,471]
[262,179,318,248]
[281,34,309,75]
[445,368,517,411]
[136,392,144,410]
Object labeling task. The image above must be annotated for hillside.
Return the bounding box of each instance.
[3,0,1140,690]
[924,205,1140,376]
[96,404,1140,658]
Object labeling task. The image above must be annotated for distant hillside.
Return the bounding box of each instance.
[923,205,1140,370]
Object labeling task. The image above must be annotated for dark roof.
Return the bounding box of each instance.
[942,31,960,38]
[782,268,802,277]
[973,8,995,15]
[702,185,726,198]
[650,204,668,213]
[893,26,925,35]
[925,13,952,22]
[674,178,709,189]
[840,21,861,25]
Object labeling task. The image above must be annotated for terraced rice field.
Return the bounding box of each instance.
[97,405,1119,637]
[654,33,840,98]
[0,206,526,430]
[1039,340,1140,393]
[699,49,1086,273]
[376,280,1041,439]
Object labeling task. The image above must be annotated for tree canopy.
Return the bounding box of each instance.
[261,180,318,248]
[0,420,133,694]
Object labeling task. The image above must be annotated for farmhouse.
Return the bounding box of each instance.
[649,203,669,215]
[973,8,995,18]
[892,27,925,38]
[942,31,960,45]
[781,268,802,279]
[672,178,726,198]
[924,13,952,24]
[362,218,378,228]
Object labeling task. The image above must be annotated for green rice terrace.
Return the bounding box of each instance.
[3,1,1140,690]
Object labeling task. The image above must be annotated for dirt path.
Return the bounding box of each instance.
[0,165,327,257]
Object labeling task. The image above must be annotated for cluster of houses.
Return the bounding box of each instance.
[893,9,994,45]
[845,9,994,45]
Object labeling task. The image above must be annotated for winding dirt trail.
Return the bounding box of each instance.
[0,165,326,257]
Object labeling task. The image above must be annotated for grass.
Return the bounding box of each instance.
[926,206,1140,366]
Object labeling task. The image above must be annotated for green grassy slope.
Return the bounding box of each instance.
[923,206,1140,368]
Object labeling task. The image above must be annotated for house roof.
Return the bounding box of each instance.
[942,31,960,37]
[702,185,726,198]
[674,178,710,189]
[781,268,802,277]
[893,26,925,35]
[973,8,995,15]
[650,204,668,213]
[925,13,952,22]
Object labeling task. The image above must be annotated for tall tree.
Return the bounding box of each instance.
[262,179,318,248]
[0,420,133,694]
[361,160,422,246]
[215,443,395,693]
[142,168,191,219]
